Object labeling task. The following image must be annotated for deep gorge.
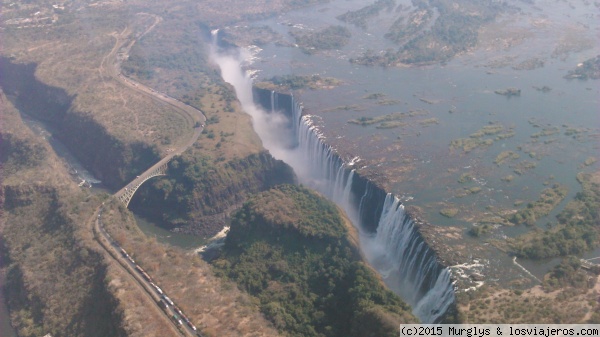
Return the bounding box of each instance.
[253,87,456,322]
[0,56,161,190]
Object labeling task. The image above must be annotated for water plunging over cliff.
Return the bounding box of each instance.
[210,32,455,322]
[283,93,455,322]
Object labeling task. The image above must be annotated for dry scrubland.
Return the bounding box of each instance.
[0,92,128,337]
[1,87,275,336]
[0,0,310,335]
[2,5,189,153]
[101,199,281,337]
[458,271,599,324]
[6,0,598,333]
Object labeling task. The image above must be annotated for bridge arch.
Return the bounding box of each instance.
[118,161,169,207]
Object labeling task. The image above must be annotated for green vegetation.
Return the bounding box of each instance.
[214,185,416,336]
[469,187,482,194]
[376,121,408,129]
[450,123,513,153]
[321,104,366,113]
[451,187,484,198]
[377,99,402,106]
[531,127,560,138]
[512,58,545,71]
[362,93,386,100]
[494,88,521,96]
[494,151,520,165]
[418,118,439,126]
[291,26,351,54]
[353,0,508,65]
[564,55,600,80]
[336,0,396,29]
[533,85,552,93]
[440,208,459,218]
[385,8,434,44]
[360,93,402,106]
[349,110,427,128]
[512,160,537,176]
[131,151,295,236]
[544,256,597,291]
[101,199,281,336]
[509,172,599,259]
[583,157,597,167]
[469,124,503,138]
[458,173,474,184]
[468,224,493,237]
[256,75,342,91]
[507,184,568,226]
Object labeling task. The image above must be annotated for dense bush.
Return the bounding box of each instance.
[511,173,599,259]
[543,256,595,291]
[352,0,508,65]
[214,185,416,337]
[336,0,396,29]
[291,26,351,54]
[130,151,295,235]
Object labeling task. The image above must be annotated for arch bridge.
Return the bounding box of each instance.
[116,161,169,207]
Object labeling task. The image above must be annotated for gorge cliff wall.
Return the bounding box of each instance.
[0,56,160,189]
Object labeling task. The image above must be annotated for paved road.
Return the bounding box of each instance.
[92,14,207,336]
[100,14,206,200]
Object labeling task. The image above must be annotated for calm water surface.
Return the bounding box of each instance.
[241,0,600,279]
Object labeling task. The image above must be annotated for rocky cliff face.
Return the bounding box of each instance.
[130,150,297,237]
[0,97,127,337]
[1,184,127,337]
[0,56,160,189]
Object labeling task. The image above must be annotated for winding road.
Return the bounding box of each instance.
[99,13,206,202]
[93,13,207,337]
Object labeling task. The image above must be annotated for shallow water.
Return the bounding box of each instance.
[134,215,207,250]
[238,0,600,279]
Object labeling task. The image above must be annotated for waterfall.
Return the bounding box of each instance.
[270,90,275,114]
[210,42,455,323]
[267,90,456,323]
[369,194,455,322]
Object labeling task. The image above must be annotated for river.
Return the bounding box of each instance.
[218,0,599,287]
[0,110,205,335]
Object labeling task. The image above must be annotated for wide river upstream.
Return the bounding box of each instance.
[227,0,600,283]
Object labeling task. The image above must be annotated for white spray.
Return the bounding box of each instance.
[209,31,454,322]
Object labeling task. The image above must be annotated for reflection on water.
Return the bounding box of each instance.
[133,214,207,250]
